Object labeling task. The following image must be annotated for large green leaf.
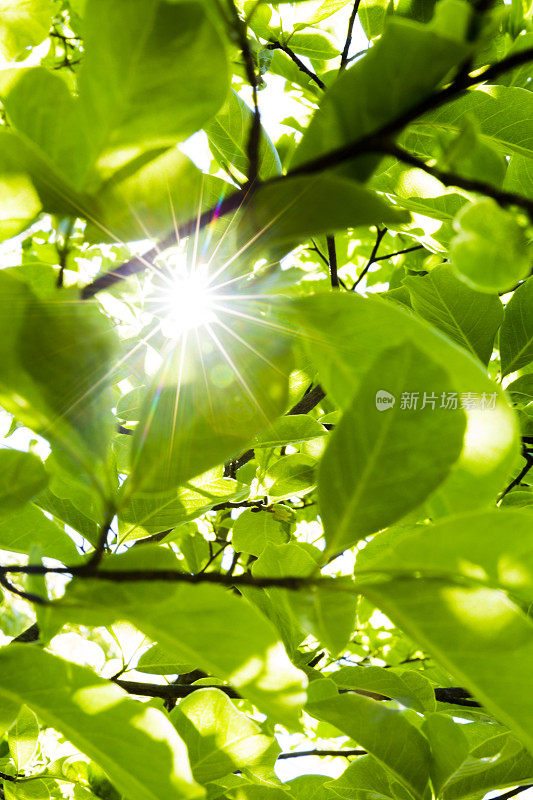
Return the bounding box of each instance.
[500,278,533,377]
[318,342,466,553]
[169,688,279,783]
[293,292,519,513]
[251,542,357,656]
[306,680,430,799]
[0,646,202,800]
[236,173,409,253]
[119,475,248,541]
[403,86,533,161]
[55,547,307,727]
[0,450,48,516]
[0,504,80,562]
[7,705,39,772]
[129,313,293,493]
[0,0,54,60]
[78,0,229,172]
[292,13,468,178]
[205,89,281,181]
[0,274,118,475]
[327,753,413,800]
[405,265,503,364]
[332,666,436,713]
[0,130,94,226]
[85,149,229,243]
[0,68,91,188]
[355,508,533,753]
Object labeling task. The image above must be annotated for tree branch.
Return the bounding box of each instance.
[0,562,339,591]
[340,0,361,70]
[267,41,325,89]
[278,749,366,759]
[489,786,533,800]
[326,235,339,287]
[80,46,533,299]
[229,0,262,183]
[352,227,387,290]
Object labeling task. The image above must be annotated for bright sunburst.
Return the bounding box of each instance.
[146,251,218,340]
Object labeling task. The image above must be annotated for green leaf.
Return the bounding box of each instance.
[327,753,412,800]
[0,134,41,241]
[232,508,291,556]
[0,450,48,515]
[405,264,503,364]
[403,86,533,161]
[136,643,194,676]
[169,688,279,783]
[252,415,326,448]
[293,15,467,179]
[205,89,281,181]
[500,278,533,377]
[426,722,533,800]
[0,504,80,562]
[332,666,436,712]
[283,32,338,60]
[129,317,293,493]
[293,292,519,513]
[306,681,430,799]
[8,705,39,771]
[355,508,533,753]
[236,173,409,253]
[0,273,118,476]
[252,543,356,656]
[56,547,307,728]
[318,342,466,553]
[78,0,229,171]
[267,454,316,500]
[119,476,248,541]
[0,646,202,800]
[0,0,54,60]
[0,68,91,188]
[450,199,531,293]
[0,130,93,228]
[85,149,229,243]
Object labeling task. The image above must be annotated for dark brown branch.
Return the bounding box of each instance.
[230,0,261,182]
[0,575,46,605]
[81,46,533,299]
[83,509,115,571]
[267,41,326,89]
[115,679,240,699]
[0,562,337,591]
[340,0,362,70]
[373,244,424,262]
[326,235,339,287]
[499,447,533,500]
[372,141,533,220]
[278,749,366,759]
[352,227,387,290]
[226,384,326,474]
[489,787,533,800]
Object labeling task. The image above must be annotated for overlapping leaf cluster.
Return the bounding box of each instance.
[0,1,532,800]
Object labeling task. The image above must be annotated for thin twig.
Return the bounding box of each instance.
[352,227,386,290]
[340,0,361,70]
[267,41,325,89]
[279,749,366,759]
[489,786,533,800]
[373,244,424,262]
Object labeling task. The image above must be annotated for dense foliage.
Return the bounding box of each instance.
[0,1,533,800]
